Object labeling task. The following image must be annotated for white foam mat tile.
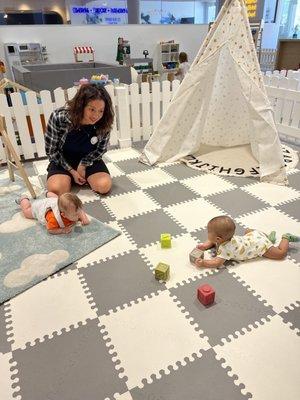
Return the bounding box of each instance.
[214,315,300,400]
[76,187,99,204]
[101,190,160,220]
[77,221,136,268]
[241,182,300,206]
[236,208,300,242]
[115,392,133,400]
[181,174,236,197]
[22,176,44,197]
[99,291,210,389]
[139,233,215,289]
[128,168,176,189]
[105,162,126,178]
[165,198,225,232]
[228,257,300,313]
[0,170,9,179]
[33,159,49,176]
[7,270,97,350]
[105,148,140,162]
[0,353,15,400]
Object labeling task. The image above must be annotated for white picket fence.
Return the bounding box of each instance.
[260,49,277,72]
[0,78,299,164]
[0,81,181,163]
[265,81,300,143]
[264,69,300,80]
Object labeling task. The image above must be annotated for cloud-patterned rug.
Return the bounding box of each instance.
[0,177,120,304]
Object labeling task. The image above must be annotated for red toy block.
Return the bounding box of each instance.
[197,284,215,306]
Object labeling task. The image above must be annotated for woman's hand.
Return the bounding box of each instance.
[70,169,86,185]
[77,164,86,180]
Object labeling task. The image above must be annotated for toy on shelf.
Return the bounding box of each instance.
[90,74,109,85]
[160,233,171,248]
[197,284,215,306]
[155,262,170,281]
[74,46,95,63]
[157,40,179,72]
[189,247,204,266]
[79,77,89,85]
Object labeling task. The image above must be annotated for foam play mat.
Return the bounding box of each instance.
[0,146,299,400]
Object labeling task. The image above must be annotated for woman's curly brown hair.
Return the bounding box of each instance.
[67,84,114,136]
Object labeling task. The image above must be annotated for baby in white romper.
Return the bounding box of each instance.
[195,215,299,268]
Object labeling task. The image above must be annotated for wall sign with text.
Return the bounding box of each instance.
[219,0,264,22]
[70,1,128,25]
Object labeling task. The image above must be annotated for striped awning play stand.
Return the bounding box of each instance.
[74,46,95,62]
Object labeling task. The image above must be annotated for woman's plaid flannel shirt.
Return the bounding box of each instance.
[45,107,110,171]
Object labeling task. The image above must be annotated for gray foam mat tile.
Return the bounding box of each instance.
[115,158,153,174]
[84,199,115,223]
[130,349,251,400]
[109,175,140,196]
[288,244,300,264]
[208,189,268,218]
[280,302,300,335]
[219,175,258,188]
[162,163,205,180]
[287,171,300,191]
[0,304,11,354]
[145,181,198,207]
[276,199,300,222]
[169,269,275,346]
[119,209,185,247]
[11,318,127,400]
[79,250,165,315]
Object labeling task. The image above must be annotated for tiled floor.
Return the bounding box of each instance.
[0,145,300,400]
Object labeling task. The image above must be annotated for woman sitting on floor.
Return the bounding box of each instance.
[45,83,114,196]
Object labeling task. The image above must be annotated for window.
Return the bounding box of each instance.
[0,0,218,25]
[279,0,300,38]
[0,11,63,25]
[140,0,217,24]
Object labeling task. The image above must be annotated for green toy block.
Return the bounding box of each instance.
[160,233,172,248]
[155,262,170,281]
[189,247,204,266]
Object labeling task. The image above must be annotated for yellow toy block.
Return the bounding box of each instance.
[155,262,170,281]
[160,233,171,248]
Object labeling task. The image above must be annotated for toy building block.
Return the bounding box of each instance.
[155,262,170,281]
[189,247,204,265]
[160,233,172,248]
[197,284,215,306]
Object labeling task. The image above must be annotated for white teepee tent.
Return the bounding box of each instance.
[140,0,288,184]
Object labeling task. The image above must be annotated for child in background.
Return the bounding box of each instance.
[176,52,190,81]
[16,192,89,235]
[195,215,299,268]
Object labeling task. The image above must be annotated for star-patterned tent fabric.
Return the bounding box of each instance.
[141,0,287,184]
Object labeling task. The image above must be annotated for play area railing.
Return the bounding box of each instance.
[0,78,299,164]
[260,49,277,73]
[264,69,300,80]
